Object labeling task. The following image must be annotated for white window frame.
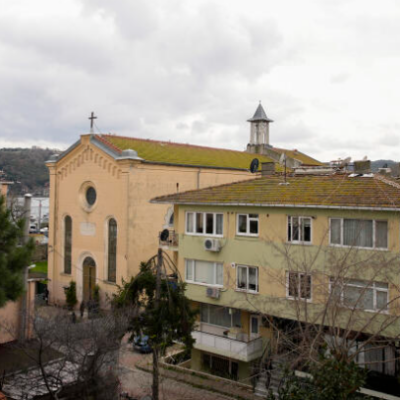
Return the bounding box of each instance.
[185,259,224,287]
[286,272,312,301]
[236,214,259,237]
[329,218,388,250]
[287,216,312,244]
[236,265,259,293]
[185,212,223,237]
[329,278,389,313]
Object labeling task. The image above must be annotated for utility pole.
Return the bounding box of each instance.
[19,194,32,342]
[38,199,42,231]
[152,248,162,400]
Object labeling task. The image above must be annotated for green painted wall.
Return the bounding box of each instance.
[177,205,400,338]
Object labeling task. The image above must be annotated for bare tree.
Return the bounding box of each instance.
[226,225,400,398]
[1,306,128,400]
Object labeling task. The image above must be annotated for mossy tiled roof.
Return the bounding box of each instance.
[96,134,277,171]
[152,174,400,209]
[272,147,322,166]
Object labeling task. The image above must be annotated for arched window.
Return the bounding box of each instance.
[64,216,72,274]
[107,218,117,282]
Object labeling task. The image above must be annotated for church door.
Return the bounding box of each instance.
[82,257,96,301]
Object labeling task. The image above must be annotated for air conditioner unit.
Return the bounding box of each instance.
[204,238,221,252]
[206,287,220,299]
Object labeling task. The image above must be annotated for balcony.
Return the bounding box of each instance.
[159,229,179,248]
[192,324,264,362]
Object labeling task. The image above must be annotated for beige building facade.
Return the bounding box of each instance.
[153,171,400,394]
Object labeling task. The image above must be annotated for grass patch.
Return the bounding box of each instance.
[31,261,47,274]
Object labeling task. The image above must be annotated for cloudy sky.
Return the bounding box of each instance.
[1,0,399,162]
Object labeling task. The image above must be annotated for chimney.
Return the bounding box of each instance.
[390,163,400,178]
[354,160,371,174]
[261,162,275,176]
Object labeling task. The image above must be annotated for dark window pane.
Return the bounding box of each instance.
[206,213,214,234]
[64,216,72,274]
[249,219,258,234]
[108,219,117,282]
[196,213,204,234]
[86,186,97,206]
[292,217,299,241]
[238,215,247,233]
[302,218,311,242]
[288,273,299,297]
[301,274,311,299]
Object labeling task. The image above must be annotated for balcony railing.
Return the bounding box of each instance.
[159,229,179,248]
[192,328,264,362]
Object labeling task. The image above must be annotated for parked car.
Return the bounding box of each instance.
[133,335,152,354]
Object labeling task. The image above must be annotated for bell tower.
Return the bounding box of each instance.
[247,102,273,147]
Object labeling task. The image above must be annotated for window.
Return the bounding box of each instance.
[202,353,239,380]
[185,212,223,236]
[287,272,311,300]
[237,214,259,236]
[107,219,117,283]
[200,304,241,328]
[64,216,72,274]
[287,216,311,243]
[185,259,223,286]
[330,219,388,249]
[330,278,388,312]
[86,186,97,206]
[236,265,258,292]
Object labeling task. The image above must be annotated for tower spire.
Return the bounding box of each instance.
[247,103,273,146]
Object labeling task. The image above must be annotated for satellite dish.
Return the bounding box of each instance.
[338,157,351,168]
[250,158,259,173]
[160,229,169,241]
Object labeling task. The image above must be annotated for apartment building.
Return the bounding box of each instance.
[152,168,400,394]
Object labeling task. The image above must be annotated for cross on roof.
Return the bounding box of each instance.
[88,112,97,133]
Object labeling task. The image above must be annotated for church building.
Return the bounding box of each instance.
[46,105,321,305]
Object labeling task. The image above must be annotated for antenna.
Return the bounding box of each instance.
[279,153,288,184]
[250,158,259,173]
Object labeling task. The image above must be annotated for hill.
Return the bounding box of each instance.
[0,147,59,195]
[370,159,397,171]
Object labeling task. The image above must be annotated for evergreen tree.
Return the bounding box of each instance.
[0,195,34,307]
[113,251,198,400]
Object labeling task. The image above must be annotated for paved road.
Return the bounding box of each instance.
[118,341,232,400]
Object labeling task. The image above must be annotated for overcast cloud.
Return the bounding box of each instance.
[0,0,399,162]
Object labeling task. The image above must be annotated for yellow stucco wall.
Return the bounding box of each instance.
[47,135,256,305]
[0,300,20,344]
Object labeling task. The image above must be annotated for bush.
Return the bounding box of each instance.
[65,281,78,311]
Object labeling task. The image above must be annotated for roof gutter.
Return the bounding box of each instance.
[150,200,400,212]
